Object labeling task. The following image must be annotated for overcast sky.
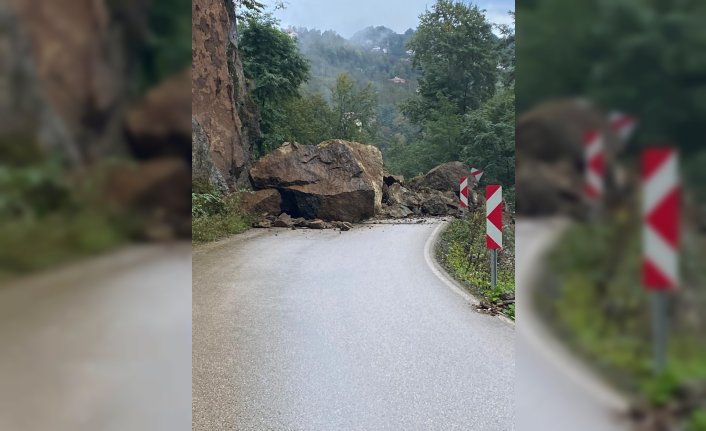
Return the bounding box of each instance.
[266,0,514,38]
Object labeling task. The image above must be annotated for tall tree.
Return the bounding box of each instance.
[329,73,378,142]
[404,0,499,122]
[239,13,310,154]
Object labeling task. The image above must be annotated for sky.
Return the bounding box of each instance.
[266,0,514,38]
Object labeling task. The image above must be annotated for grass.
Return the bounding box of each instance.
[0,159,140,281]
[543,205,706,427]
[191,187,253,243]
[436,212,516,319]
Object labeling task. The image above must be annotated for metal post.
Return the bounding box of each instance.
[490,249,498,288]
[650,291,668,373]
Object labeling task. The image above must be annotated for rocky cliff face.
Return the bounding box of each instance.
[5,0,145,163]
[192,0,260,190]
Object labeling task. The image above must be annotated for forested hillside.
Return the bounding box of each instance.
[237,1,514,192]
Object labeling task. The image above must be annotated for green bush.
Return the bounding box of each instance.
[191,188,252,243]
[436,213,515,318]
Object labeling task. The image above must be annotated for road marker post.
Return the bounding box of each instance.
[641,147,680,373]
[486,185,502,289]
[584,130,605,219]
[459,176,469,218]
[470,168,484,183]
[609,111,637,146]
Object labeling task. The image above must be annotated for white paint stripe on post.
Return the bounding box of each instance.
[459,177,468,208]
[642,147,680,290]
[486,185,502,250]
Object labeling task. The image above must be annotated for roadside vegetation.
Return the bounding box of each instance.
[543,207,706,428]
[436,212,516,319]
[191,182,253,243]
[0,155,140,281]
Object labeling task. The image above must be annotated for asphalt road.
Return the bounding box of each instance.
[0,243,192,431]
[193,221,515,431]
[515,218,630,431]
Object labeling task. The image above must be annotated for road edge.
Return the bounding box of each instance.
[516,217,631,416]
[423,220,516,326]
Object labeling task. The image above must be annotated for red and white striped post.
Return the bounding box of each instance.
[459,177,469,209]
[584,130,605,202]
[642,147,680,372]
[486,185,503,288]
[470,168,484,183]
[610,111,637,145]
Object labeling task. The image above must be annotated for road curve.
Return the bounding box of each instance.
[193,221,514,431]
[0,243,192,431]
[515,218,630,431]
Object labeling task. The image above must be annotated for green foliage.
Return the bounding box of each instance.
[240,14,310,105]
[517,0,706,157]
[329,73,379,142]
[0,160,138,280]
[191,187,252,243]
[405,0,499,119]
[387,1,514,183]
[192,192,225,218]
[641,371,681,407]
[436,214,515,318]
[239,13,310,154]
[461,88,516,188]
[687,410,706,431]
[546,209,706,421]
[139,0,191,89]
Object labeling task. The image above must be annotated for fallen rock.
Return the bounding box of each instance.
[304,219,328,229]
[516,98,623,217]
[125,68,191,161]
[387,183,422,208]
[253,219,272,228]
[237,189,282,216]
[104,157,191,239]
[249,140,384,222]
[273,213,293,228]
[383,171,404,186]
[408,161,469,193]
[418,189,461,216]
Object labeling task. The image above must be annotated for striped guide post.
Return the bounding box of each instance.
[486,185,502,288]
[459,177,468,209]
[584,130,605,201]
[609,111,637,144]
[470,168,484,182]
[642,147,680,372]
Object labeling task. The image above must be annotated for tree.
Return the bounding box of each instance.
[239,13,310,154]
[240,14,310,108]
[267,94,335,146]
[461,88,515,188]
[404,0,499,121]
[329,73,378,142]
[518,0,706,201]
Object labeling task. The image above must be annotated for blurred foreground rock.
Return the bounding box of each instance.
[105,158,191,239]
[516,98,623,217]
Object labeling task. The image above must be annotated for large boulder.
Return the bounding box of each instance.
[419,189,460,216]
[103,157,192,238]
[236,189,282,216]
[516,98,623,217]
[249,140,384,222]
[125,68,191,161]
[386,183,422,208]
[409,161,469,193]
